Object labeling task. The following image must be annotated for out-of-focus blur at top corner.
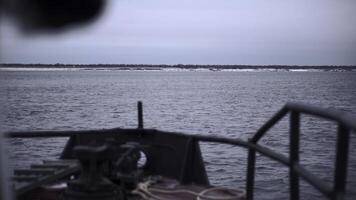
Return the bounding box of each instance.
[0,0,107,63]
[0,1,107,200]
[0,0,107,33]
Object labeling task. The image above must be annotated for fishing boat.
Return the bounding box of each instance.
[1,101,356,200]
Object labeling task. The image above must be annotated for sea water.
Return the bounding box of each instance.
[1,69,356,199]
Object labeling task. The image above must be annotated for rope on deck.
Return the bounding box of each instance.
[132,177,246,200]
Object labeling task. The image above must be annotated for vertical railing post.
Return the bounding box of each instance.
[333,124,350,200]
[246,141,256,200]
[137,101,143,129]
[290,111,300,200]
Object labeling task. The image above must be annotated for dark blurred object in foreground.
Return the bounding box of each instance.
[1,0,106,32]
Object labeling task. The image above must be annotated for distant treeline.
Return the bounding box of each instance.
[1,63,356,70]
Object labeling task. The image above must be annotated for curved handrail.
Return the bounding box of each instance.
[252,103,356,143]
[252,106,288,143]
[285,102,356,131]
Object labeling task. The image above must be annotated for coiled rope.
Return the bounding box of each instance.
[132,178,246,200]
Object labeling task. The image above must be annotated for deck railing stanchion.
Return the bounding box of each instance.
[333,124,350,200]
[290,111,300,200]
[246,145,256,200]
[138,101,143,129]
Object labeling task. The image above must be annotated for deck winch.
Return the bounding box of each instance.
[64,145,118,200]
[64,142,148,200]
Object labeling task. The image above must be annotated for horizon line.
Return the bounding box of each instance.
[1,63,356,67]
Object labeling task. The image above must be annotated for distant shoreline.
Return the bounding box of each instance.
[1,64,356,71]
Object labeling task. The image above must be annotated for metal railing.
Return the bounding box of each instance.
[6,102,356,200]
[245,102,356,200]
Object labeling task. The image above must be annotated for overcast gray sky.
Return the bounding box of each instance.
[1,0,356,65]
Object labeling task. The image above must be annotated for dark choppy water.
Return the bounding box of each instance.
[1,70,356,199]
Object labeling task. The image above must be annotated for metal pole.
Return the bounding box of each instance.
[137,101,143,129]
[246,146,256,200]
[290,111,300,200]
[333,124,350,200]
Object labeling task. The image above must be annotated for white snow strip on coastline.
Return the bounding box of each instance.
[0,67,353,72]
[0,67,85,71]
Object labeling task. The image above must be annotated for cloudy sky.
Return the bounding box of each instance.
[1,0,356,65]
